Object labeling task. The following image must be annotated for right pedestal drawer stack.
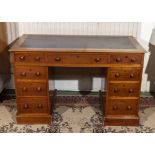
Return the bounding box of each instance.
[104,53,144,126]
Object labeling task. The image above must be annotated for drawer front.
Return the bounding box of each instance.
[110,54,142,64]
[17,97,49,113]
[14,52,45,64]
[47,53,109,65]
[109,83,139,97]
[107,99,138,115]
[16,81,48,96]
[15,66,48,80]
[109,68,142,81]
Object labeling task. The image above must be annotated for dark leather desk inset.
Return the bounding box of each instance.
[10,34,145,126]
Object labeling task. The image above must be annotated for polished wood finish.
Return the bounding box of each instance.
[108,82,140,97]
[15,66,48,80]
[17,97,49,113]
[104,117,139,126]
[16,81,48,96]
[46,52,109,65]
[13,52,144,68]
[10,34,145,126]
[107,99,138,115]
[14,52,46,64]
[16,113,51,124]
[109,68,142,81]
[110,53,143,64]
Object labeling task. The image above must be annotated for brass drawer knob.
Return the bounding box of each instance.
[35,56,40,61]
[131,57,136,62]
[95,58,101,63]
[113,88,119,93]
[37,103,43,109]
[130,73,134,78]
[35,72,41,76]
[19,56,25,60]
[55,57,61,61]
[127,105,132,110]
[113,105,118,110]
[22,87,27,92]
[24,104,29,109]
[115,72,120,78]
[36,87,42,92]
[116,57,121,62]
[20,72,27,76]
[128,88,134,93]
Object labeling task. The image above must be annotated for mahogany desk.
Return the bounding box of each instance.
[10,34,145,126]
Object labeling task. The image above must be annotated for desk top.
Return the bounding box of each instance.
[10,34,145,53]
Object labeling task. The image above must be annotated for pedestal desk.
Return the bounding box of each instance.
[10,34,145,126]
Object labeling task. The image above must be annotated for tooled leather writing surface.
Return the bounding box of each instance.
[20,35,136,49]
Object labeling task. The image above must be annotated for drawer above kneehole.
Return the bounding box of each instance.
[46,53,109,66]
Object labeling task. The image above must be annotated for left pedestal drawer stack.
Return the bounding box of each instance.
[13,53,51,124]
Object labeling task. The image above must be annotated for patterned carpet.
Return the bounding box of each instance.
[1,94,155,133]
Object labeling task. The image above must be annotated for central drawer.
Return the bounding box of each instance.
[108,82,140,97]
[16,81,48,96]
[46,53,109,65]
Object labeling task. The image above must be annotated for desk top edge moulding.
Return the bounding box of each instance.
[10,34,145,126]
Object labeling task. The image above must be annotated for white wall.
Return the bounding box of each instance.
[7,22,154,92]
[6,22,19,44]
[17,22,139,37]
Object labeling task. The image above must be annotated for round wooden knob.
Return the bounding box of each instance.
[95,58,101,63]
[22,87,27,92]
[35,56,40,61]
[36,87,42,92]
[127,105,132,110]
[20,72,27,76]
[24,104,29,109]
[113,105,118,110]
[116,57,121,62]
[130,73,134,78]
[37,104,43,109]
[113,88,119,93]
[115,72,120,78]
[19,56,25,60]
[35,72,41,76]
[55,57,61,61]
[129,88,134,93]
[131,57,136,62]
